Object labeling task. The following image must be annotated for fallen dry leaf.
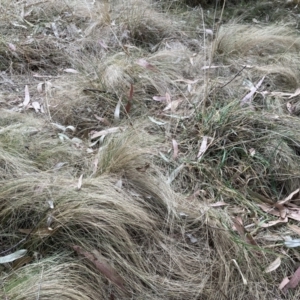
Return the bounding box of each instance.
[288,210,300,222]
[23,85,30,107]
[64,68,79,74]
[77,174,83,190]
[274,203,287,219]
[172,139,179,160]
[278,188,300,205]
[265,257,281,273]
[8,43,16,52]
[257,203,281,217]
[114,97,122,121]
[90,127,124,140]
[233,217,245,236]
[249,148,256,157]
[31,101,40,113]
[165,92,171,104]
[284,266,300,289]
[197,136,214,160]
[94,115,111,126]
[287,102,294,114]
[259,217,288,228]
[233,217,258,247]
[167,163,186,185]
[289,87,300,99]
[163,99,182,112]
[279,277,290,290]
[152,95,166,101]
[72,245,127,293]
[174,78,199,84]
[209,201,228,207]
[241,76,265,105]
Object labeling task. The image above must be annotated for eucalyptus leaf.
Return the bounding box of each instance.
[0,249,27,264]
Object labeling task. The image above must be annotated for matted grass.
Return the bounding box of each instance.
[2,0,300,299]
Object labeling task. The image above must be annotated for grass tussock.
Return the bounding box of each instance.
[2,0,300,299]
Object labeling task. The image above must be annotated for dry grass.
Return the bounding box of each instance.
[2,0,300,299]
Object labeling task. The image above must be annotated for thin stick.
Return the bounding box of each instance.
[219,65,246,88]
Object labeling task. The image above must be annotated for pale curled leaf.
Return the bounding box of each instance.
[152,96,166,102]
[279,277,290,290]
[165,92,171,104]
[167,163,185,185]
[163,99,182,112]
[23,85,30,107]
[77,174,83,190]
[288,88,300,99]
[31,101,40,113]
[94,115,111,126]
[172,139,179,159]
[51,123,67,131]
[197,136,208,159]
[186,233,197,244]
[115,179,122,189]
[90,127,124,140]
[159,152,170,163]
[148,116,166,126]
[114,97,122,121]
[205,28,214,36]
[47,200,54,209]
[278,188,300,205]
[287,102,294,114]
[174,78,199,84]
[241,76,265,105]
[232,259,247,285]
[259,217,288,228]
[0,249,27,264]
[64,68,79,74]
[284,239,300,248]
[209,201,229,207]
[265,257,281,273]
[249,148,256,156]
[8,43,16,51]
[197,136,214,160]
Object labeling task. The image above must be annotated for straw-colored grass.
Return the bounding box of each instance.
[2,0,300,299]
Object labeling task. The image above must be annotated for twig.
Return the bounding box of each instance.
[219,65,246,89]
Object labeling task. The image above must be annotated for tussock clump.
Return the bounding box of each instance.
[2,255,105,300]
[1,127,281,299]
[212,24,300,90]
[215,24,300,58]
[3,0,300,299]
[0,129,205,299]
[0,110,87,176]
